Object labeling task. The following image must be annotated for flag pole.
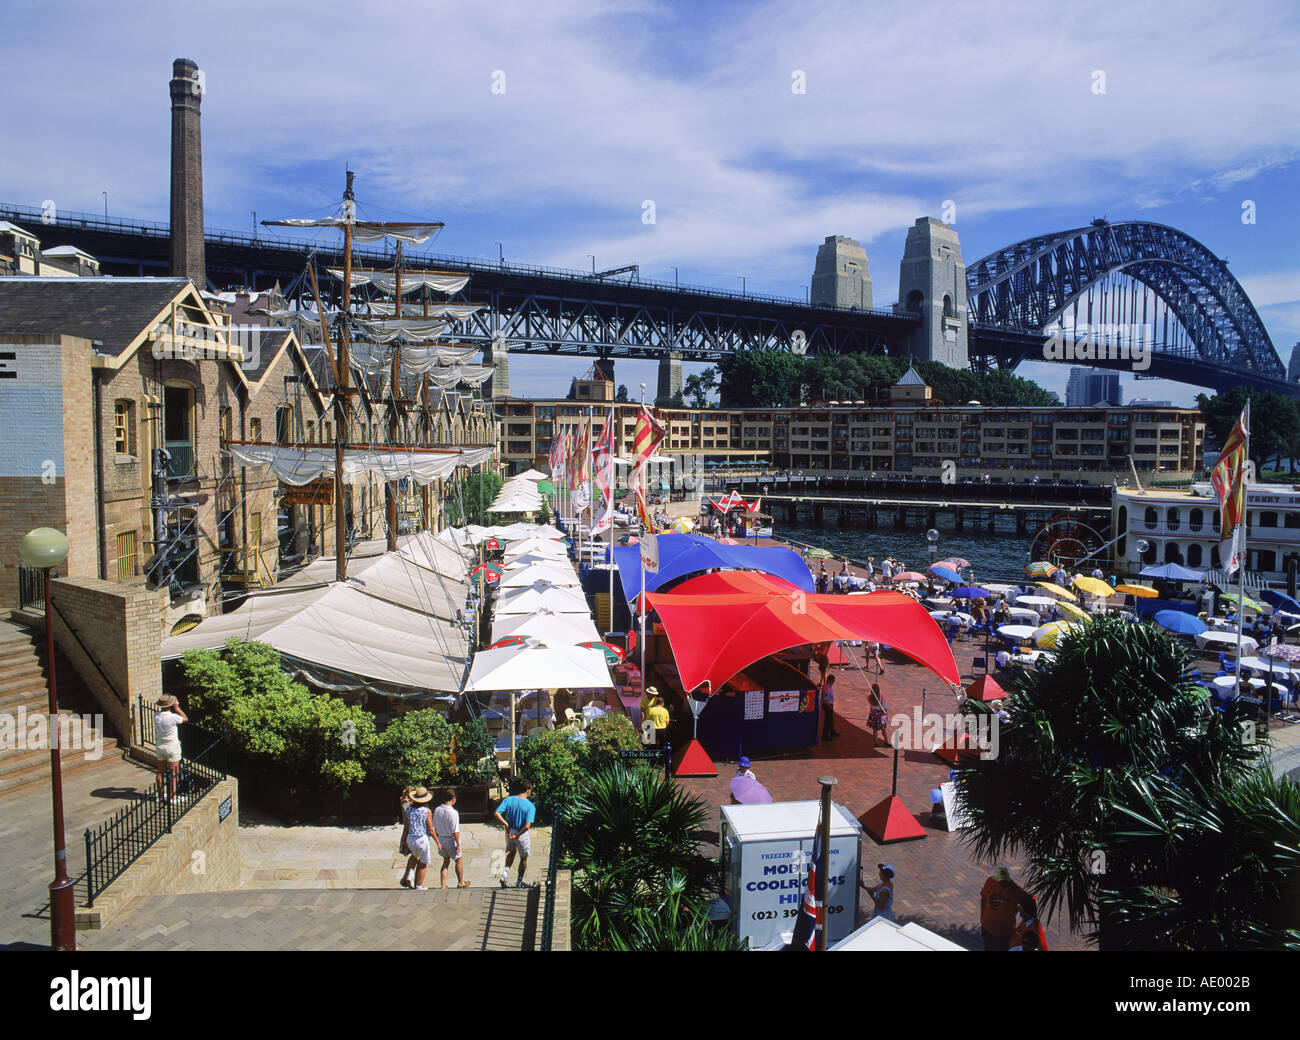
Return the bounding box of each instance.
[608,400,616,639]
[639,383,648,694]
[1234,399,1251,703]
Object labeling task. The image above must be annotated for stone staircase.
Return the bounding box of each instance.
[0,618,124,800]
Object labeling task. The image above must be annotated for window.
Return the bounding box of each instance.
[220,406,233,443]
[163,384,195,479]
[275,405,292,445]
[116,531,137,582]
[1144,507,1158,530]
[1189,508,1203,532]
[1259,511,1278,528]
[1187,543,1203,567]
[113,400,136,456]
[250,418,262,441]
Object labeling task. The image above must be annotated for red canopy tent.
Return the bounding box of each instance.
[646,572,960,693]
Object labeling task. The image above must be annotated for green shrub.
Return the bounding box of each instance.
[515,728,587,818]
[370,709,454,788]
[584,714,642,768]
[450,718,497,785]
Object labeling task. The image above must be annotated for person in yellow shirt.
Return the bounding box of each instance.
[646,695,670,747]
[640,685,659,727]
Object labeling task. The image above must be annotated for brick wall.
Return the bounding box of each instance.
[50,576,162,745]
[79,777,239,930]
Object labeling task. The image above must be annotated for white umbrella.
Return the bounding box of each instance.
[492,608,601,644]
[504,537,567,560]
[465,641,613,692]
[495,584,590,615]
[503,550,569,569]
[500,562,581,588]
[512,469,548,482]
[499,522,564,540]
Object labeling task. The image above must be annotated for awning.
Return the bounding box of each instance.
[464,643,613,692]
[647,572,959,692]
[500,562,581,588]
[612,533,812,605]
[494,583,590,616]
[492,608,601,644]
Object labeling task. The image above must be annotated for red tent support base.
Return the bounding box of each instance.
[933,735,981,766]
[859,795,927,844]
[671,739,718,778]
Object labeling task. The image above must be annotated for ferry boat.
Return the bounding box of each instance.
[1111,482,1300,585]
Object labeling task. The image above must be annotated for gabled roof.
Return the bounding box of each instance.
[895,365,927,387]
[0,276,196,357]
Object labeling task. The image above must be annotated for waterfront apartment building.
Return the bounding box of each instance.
[0,275,497,630]
[496,369,1204,484]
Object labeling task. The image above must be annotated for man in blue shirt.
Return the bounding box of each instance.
[493,780,537,889]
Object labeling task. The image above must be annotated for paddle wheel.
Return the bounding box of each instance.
[1029,514,1107,569]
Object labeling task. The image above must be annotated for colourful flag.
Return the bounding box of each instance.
[1210,404,1249,574]
[591,414,615,537]
[631,405,665,491]
[788,829,823,951]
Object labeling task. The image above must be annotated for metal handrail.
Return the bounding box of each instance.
[48,598,124,707]
[539,808,563,952]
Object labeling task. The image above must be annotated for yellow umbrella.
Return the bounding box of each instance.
[1073,574,1116,598]
[1035,581,1079,603]
[1034,621,1082,648]
[669,517,695,534]
[1055,601,1091,622]
[1115,583,1159,598]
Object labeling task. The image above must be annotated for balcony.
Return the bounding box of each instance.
[165,441,195,480]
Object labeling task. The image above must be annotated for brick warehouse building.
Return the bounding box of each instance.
[0,271,498,630]
[497,368,1204,483]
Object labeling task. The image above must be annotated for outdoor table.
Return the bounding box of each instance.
[1006,606,1040,624]
[582,705,608,719]
[926,597,954,609]
[1195,631,1259,654]
[1211,676,1239,699]
[996,624,1038,644]
[1239,655,1297,675]
[1012,649,1041,665]
[929,610,972,624]
[1015,595,1057,609]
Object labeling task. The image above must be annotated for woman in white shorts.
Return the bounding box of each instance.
[153,695,188,802]
[399,787,435,890]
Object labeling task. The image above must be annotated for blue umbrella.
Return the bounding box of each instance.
[1153,610,1208,636]
[1140,562,1204,582]
[1261,589,1300,614]
[930,564,963,583]
[951,586,990,600]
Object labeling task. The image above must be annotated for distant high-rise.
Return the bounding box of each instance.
[1066,368,1122,406]
[811,236,872,310]
[169,58,206,287]
[1289,342,1300,383]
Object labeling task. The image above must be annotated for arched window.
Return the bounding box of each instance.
[1165,542,1183,564]
[1189,508,1203,532]
[1187,543,1203,566]
[1144,506,1158,530]
[943,293,955,318]
[1166,507,1180,531]
[906,290,924,312]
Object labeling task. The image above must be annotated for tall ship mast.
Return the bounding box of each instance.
[249,171,494,581]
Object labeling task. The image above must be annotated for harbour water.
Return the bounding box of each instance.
[779,518,1034,581]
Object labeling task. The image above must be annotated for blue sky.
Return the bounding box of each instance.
[3,0,1298,405]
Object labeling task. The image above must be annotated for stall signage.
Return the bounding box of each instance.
[735,837,858,949]
[768,689,800,713]
[283,479,333,506]
[641,533,659,574]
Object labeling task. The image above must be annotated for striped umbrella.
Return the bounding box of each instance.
[485,635,530,650]
[579,640,626,665]
[469,562,504,583]
[1034,621,1083,649]
[939,558,971,570]
[1054,601,1091,623]
[1025,561,1057,579]
[1220,592,1265,613]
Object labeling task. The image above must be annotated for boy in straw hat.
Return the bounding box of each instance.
[399,786,436,890]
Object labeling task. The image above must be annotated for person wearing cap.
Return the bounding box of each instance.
[980,867,1029,950]
[399,786,436,890]
[152,694,189,802]
[735,756,755,780]
[863,864,895,922]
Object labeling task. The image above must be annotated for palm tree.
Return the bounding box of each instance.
[605,870,749,952]
[954,614,1262,949]
[563,764,718,951]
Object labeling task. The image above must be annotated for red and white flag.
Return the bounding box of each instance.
[1210,403,1250,574]
[631,405,665,489]
[590,414,615,537]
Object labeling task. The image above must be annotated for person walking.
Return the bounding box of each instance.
[867,682,889,747]
[820,672,840,740]
[646,694,670,748]
[494,780,537,889]
[433,788,470,890]
[152,695,189,802]
[979,866,1029,950]
[867,641,885,675]
[863,863,896,922]
[399,786,436,890]
[1010,895,1049,951]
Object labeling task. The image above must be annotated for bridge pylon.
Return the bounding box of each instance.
[894,217,969,369]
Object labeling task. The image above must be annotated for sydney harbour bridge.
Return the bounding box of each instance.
[2,202,1293,399]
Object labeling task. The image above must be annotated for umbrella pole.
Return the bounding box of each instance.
[1235,400,1250,706]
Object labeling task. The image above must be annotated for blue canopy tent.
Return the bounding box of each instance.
[1140,562,1205,582]
[611,533,814,605]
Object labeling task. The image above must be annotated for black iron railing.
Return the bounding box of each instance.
[83,722,226,908]
[18,565,48,612]
[539,808,564,952]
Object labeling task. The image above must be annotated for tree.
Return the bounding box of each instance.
[1196,388,1299,470]
[683,367,718,408]
[445,470,503,527]
[515,728,589,819]
[954,616,1263,949]
[369,709,453,788]
[448,718,497,785]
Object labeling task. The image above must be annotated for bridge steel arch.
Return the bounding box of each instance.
[965,221,1294,396]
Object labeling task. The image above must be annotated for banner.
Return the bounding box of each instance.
[1210,404,1249,574]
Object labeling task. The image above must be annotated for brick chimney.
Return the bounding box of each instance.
[169,58,206,287]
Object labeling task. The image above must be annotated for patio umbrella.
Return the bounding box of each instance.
[951,586,990,600]
[669,517,695,534]
[1115,583,1159,598]
[469,562,504,583]
[1261,643,1300,663]
[1219,592,1265,613]
[894,571,928,583]
[1140,562,1204,582]
[1034,621,1082,649]
[485,635,530,650]
[1262,589,1300,614]
[1024,561,1057,579]
[1055,601,1091,623]
[1034,581,1078,602]
[805,546,834,559]
[939,558,971,570]
[464,642,614,692]
[578,640,625,665]
[966,674,1006,702]
[930,564,963,583]
[1074,575,1116,598]
[1153,610,1207,636]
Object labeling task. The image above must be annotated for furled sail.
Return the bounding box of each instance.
[228,444,494,486]
[264,219,444,245]
[328,269,469,295]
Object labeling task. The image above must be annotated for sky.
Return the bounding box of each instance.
[3,0,1298,406]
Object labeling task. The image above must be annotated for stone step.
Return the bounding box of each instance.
[0,737,123,798]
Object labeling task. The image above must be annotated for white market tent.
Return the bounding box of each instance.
[492,608,601,644]
[504,538,567,561]
[161,532,473,696]
[465,642,613,692]
[495,583,591,616]
[830,917,967,952]
[513,469,548,482]
[500,562,581,588]
[504,550,568,569]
